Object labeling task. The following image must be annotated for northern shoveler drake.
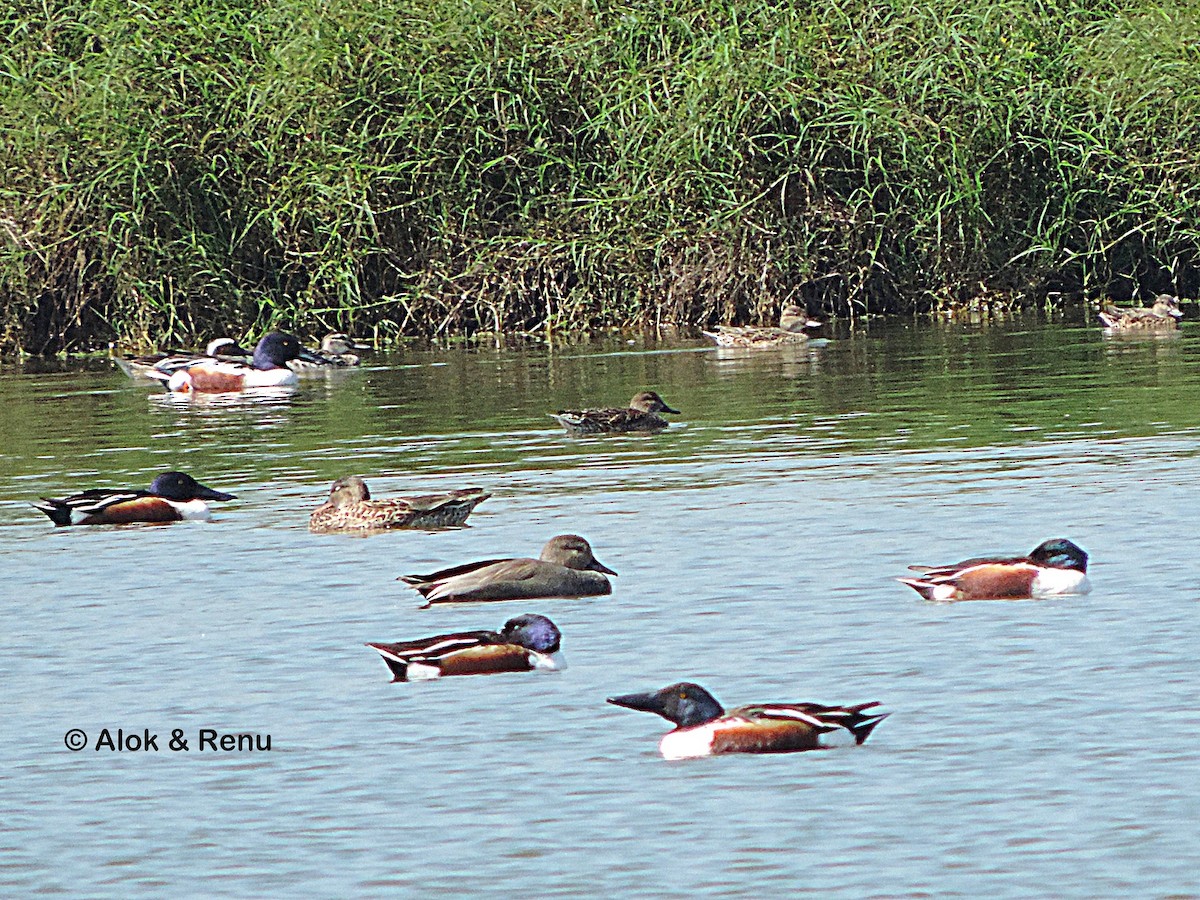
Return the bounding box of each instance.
[113,338,250,379]
[897,537,1091,601]
[146,332,324,393]
[607,682,888,759]
[366,614,564,681]
[400,534,616,606]
[551,391,680,434]
[701,305,823,348]
[289,332,368,370]
[1099,294,1184,330]
[31,471,236,526]
[309,475,489,532]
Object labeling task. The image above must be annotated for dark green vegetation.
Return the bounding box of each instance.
[3,0,1199,354]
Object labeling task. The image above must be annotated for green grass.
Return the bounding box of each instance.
[3,0,1199,353]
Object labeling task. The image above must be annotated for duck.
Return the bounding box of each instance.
[551,391,680,434]
[31,471,236,526]
[145,332,324,393]
[607,682,888,759]
[366,614,564,681]
[1098,294,1184,330]
[290,332,369,370]
[309,475,490,532]
[112,338,250,379]
[897,537,1091,601]
[399,534,616,606]
[701,304,823,348]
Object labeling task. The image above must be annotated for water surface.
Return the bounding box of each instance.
[2,319,1198,896]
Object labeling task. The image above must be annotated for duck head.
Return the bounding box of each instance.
[540,534,617,575]
[1151,295,1184,319]
[148,471,236,502]
[628,391,679,415]
[1028,538,1088,573]
[779,304,823,332]
[608,682,725,728]
[321,333,368,355]
[252,333,325,370]
[327,475,370,505]
[500,614,562,653]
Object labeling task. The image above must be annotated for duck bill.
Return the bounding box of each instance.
[607,690,665,715]
[661,404,681,414]
[589,559,618,576]
[193,484,236,502]
[296,347,327,364]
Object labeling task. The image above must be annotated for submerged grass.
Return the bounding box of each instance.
[2,0,1199,353]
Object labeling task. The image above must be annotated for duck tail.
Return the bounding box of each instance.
[842,703,890,745]
[365,643,409,682]
[896,577,938,600]
[30,500,71,527]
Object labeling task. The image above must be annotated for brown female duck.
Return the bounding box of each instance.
[551,391,679,434]
[309,476,489,532]
[702,304,823,348]
[1098,295,1184,330]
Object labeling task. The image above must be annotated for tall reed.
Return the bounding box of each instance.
[2,0,1198,352]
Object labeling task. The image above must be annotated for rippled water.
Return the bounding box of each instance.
[2,319,1199,896]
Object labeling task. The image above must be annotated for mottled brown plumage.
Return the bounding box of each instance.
[309,475,489,532]
[702,305,823,347]
[1098,295,1183,330]
[551,391,679,434]
[290,333,368,370]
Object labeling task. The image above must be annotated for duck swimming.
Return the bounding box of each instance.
[31,471,236,526]
[113,338,250,379]
[897,538,1091,601]
[366,614,564,681]
[290,333,369,370]
[400,534,616,606]
[1098,295,1184,330]
[146,332,324,393]
[702,305,823,348]
[309,476,489,532]
[607,682,888,759]
[551,391,679,434]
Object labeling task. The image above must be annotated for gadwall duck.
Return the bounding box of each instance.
[702,305,823,348]
[145,333,324,393]
[290,332,369,370]
[607,682,888,759]
[366,614,564,681]
[1098,295,1184,330]
[113,338,250,379]
[31,471,236,526]
[400,534,616,606]
[551,391,679,434]
[897,538,1090,601]
[309,475,489,532]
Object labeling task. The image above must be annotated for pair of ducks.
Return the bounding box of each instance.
[116,332,367,393]
[365,611,887,759]
[311,480,617,604]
